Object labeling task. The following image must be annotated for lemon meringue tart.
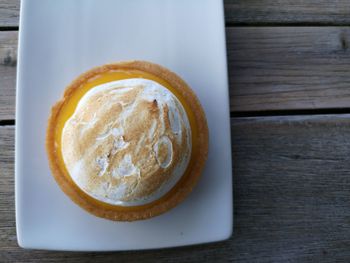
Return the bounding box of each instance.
[46,61,209,221]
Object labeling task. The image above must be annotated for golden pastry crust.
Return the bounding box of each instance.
[46,60,209,221]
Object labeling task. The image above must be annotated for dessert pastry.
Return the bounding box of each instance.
[46,61,208,221]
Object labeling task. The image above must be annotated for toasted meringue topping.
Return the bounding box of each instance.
[61,78,191,206]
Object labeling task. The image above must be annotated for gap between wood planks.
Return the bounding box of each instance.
[225,23,350,27]
[0,120,15,126]
[0,26,18,31]
[231,108,350,118]
[3,24,350,31]
[4,109,350,127]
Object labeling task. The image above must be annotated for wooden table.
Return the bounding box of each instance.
[1,1,350,262]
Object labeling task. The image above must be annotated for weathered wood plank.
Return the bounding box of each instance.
[2,28,350,120]
[230,114,350,262]
[0,31,16,120]
[2,115,350,261]
[0,0,20,27]
[228,27,350,112]
[1,0,350,27]
[224,0,350,25]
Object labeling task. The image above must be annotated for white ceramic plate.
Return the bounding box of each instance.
[16,0,232,251]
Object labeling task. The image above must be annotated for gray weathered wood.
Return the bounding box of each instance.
[2,27,350,120]
[2,115,350,262]
[227,27,350,112]
[0,0,20,27]
[0,31,16,120]
[224,0,350,25]
[2,0,350,27]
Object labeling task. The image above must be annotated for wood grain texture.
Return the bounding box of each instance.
[2,27,350,120]
[228,27,350,112]
[224,0,350,25]
[3,115,350,262]
[0,0,19,27]
[0,31,17,120]
[2,0,350,26]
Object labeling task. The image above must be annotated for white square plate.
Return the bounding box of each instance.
[16,0,232,251]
